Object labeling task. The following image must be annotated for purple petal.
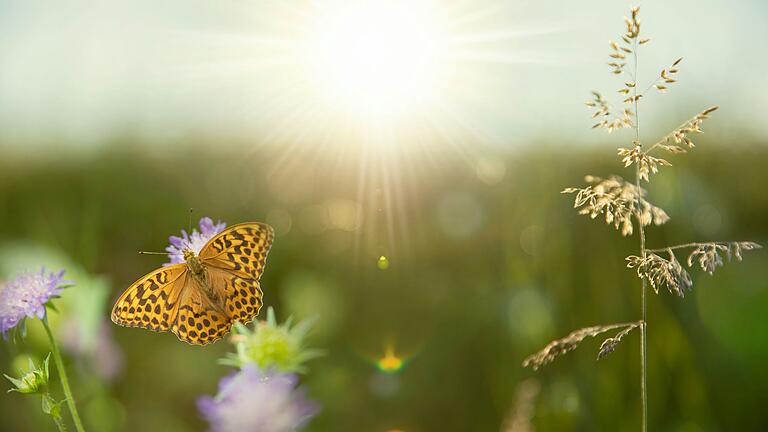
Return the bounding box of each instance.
[198,367,319,432]
[197,395,217,420]
[169,236,184,248]
[199,217,215,235]
[163,217,227,265]
[0,268,69,334]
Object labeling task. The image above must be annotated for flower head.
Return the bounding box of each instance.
[221,307,322,373]
[0,268,69,335]
[198,365,319,432]
[4,354,50,394]
[165,217,226,265]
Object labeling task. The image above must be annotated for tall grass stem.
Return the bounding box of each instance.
[632,36,648,432]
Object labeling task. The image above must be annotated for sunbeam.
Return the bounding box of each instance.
[170,0,564,260]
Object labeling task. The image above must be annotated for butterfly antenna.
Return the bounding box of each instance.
[138,251,167,255]
[188,207,194,233]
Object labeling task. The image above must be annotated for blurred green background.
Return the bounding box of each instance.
[0,134,765,431]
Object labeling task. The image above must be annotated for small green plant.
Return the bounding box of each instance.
[523,6,761,431]
[219,306,322,373]
[4,354,68,430]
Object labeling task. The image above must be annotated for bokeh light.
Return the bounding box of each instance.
[377,256,390,270]
[376,345,404,373]
[436,192,485,239]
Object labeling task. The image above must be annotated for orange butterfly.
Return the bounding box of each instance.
[111,221,274,345]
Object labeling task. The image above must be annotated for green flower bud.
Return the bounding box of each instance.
[4,354,50,394]
[221,307,322,373]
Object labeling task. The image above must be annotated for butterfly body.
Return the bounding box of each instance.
[183,248,205,276]
[111,222,274,345]
[183,249,227,315]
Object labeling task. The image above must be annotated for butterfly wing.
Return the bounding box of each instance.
[205,266,264,323]
[172,285,233,345]
[199,222,274,280]
[199,222,274,324]
[111,264,189,332]
[112,264,233,345]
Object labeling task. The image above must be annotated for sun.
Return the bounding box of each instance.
[182,0,556,262]
[308,0,449,119]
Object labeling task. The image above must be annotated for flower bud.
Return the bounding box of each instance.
[220,307,322,373]
[4,354,50,394]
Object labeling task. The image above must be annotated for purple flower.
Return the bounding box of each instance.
[198,366,319,432]
[165,217,226,265]
[0,268,69,335]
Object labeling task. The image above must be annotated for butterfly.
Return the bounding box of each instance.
[111,222,274,345]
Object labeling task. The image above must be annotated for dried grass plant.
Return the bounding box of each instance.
[500,379,540,432]
[522,6,761,431]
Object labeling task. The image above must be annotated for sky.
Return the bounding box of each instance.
[0,0,766,155]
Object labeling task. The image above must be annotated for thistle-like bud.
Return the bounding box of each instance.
[220,307,322,373]
[4,354,50,394]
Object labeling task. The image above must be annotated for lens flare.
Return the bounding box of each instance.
[376,345,404,373]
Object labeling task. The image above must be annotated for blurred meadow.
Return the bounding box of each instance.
[1,0,767,431]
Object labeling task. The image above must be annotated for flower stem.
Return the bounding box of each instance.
[646,241,759,253]
[42,314,86,432]
[632,33,648,432]
[42,392,68,432]
[639,243,648,432]
[51,404,68,431]
[54,416,68,432]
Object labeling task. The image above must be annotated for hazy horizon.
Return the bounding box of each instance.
[1,0,766,155]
